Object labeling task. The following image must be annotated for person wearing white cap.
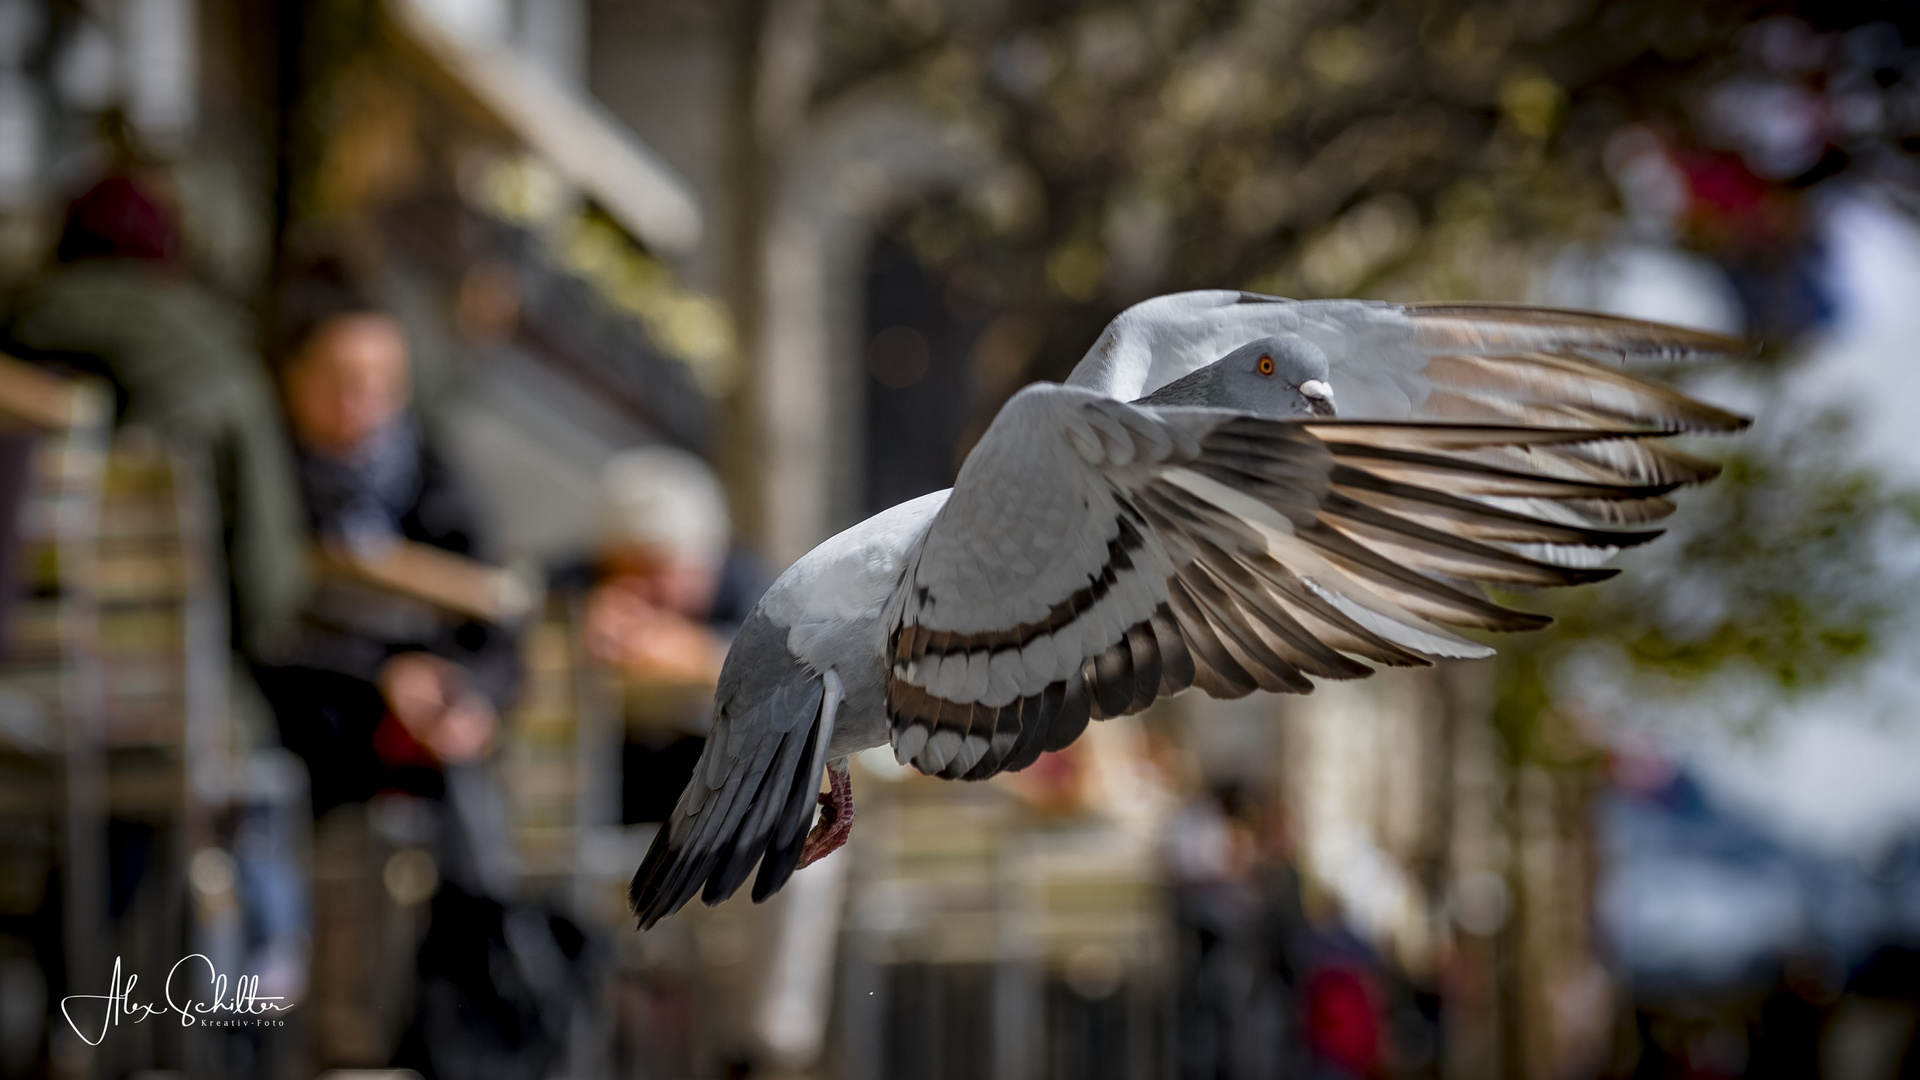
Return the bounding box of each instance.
[583,445,768,685]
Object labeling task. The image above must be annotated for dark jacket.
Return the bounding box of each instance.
[260,431,521,815]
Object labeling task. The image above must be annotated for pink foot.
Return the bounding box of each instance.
[797,760,854,868]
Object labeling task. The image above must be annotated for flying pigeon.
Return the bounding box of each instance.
[629,290,1747,928]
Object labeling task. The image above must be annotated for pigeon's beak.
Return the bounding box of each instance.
[1300,379,1336,418]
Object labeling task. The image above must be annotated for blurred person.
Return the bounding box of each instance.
[259,265,590,1080]
[258,266,519,815]
[5,171,308,660]
[1168,785,1312,1080]
[579,445,765,682]
[2,170,320,1078]
[1165,783,1410,1080]
[552,446,769,823]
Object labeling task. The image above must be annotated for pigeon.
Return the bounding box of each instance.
[628,290,1747,928]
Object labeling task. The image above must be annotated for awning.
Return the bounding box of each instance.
[382,0,704,257]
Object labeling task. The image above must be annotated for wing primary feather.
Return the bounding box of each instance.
[1328,466,1661,549]
[1535,438,1723,487]
[1045,677,1093,752]
[1503,493,1679,528]
[1295,520,1555,632]
[1326,442,1682,500]
[1176,563,1315,693]
[1150,605,1196,694]
[1304,422,1725,489]
[1189,539,1374,679]
[1004,683,1062,772]
[1166,578,1261,698]
[1420,349,1749,433]
[1316,493,1622,587]
[1405,302,1747,357]
[1125,622,1163,712]
[1244,559,1436,667]
[1089,644,1135,718]
[1302,421,1654,449]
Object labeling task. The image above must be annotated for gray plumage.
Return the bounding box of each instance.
[630,290,1748,928]
[628,611,831,908]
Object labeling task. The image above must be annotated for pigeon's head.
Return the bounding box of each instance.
[1214,336,1335,418]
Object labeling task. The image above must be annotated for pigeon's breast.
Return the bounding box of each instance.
[756,490,950,752]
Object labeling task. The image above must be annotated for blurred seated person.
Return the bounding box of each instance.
[554,446,768,821]
[578,447,767,678]
[6,171,307,660]
[268,267,592,1080]
[256,268,519,819]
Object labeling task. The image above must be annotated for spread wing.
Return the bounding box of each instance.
[884,379,1743,782]
[629,611,841,928]
[1068,291,1746,429]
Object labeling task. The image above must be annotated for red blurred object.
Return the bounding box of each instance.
[1306,965,1382,1075]
[1680,151,1772,218]
[55,175,181,266]
[372,708,438,770]
[1674,147,1802,254]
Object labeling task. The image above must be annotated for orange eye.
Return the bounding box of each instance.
[1257,355,1275,376]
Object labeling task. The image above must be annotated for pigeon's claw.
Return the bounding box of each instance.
[797,759,855,868]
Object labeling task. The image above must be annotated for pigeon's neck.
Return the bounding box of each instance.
[1131,364,1220,408]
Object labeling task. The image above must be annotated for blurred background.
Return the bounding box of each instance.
[0,0,1914,1078]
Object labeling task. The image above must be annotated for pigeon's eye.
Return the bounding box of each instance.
[1257,355,1275,376]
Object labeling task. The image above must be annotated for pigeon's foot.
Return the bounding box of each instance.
[798,759,855,868]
